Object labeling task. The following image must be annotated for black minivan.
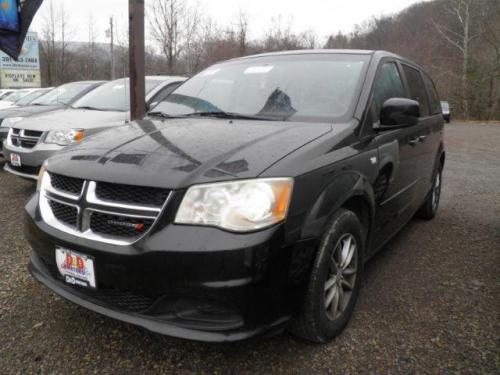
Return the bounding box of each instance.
[26,50,445,343]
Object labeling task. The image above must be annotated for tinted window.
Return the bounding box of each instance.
[152,54,370,123]
[73,78,164,111]
[371,62,406,120]
[422,73,441,115]
[32,82,95,105]
[148,82,181,109]
[402,65,430,117]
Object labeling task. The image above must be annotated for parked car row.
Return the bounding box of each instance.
[2,50,446,344]
[1,76,186,179]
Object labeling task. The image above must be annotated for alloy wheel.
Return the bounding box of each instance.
[432,172,441,212]
[324,233,358,320]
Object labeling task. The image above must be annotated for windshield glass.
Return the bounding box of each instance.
[32,82,95,106]
[0,91,12,100]
[152,54,369,122]
[3,90,29,102]
[15,89,51,106]
[72,78,164,111]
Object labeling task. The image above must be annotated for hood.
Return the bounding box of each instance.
[0,104,64,119]
[48,118,333,189]
[13,108,129,131]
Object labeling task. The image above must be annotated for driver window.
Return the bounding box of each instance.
[371,62,406,122]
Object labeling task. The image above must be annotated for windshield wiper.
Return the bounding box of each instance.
[182,111,276,121]
[74,106,107,111]
[147,111,177,119]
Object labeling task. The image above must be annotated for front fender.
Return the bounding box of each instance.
[300,171,376,240]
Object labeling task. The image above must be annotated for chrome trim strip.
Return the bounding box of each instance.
[40,178,174,246]
[3,163,38,180]
[86,181,162,213]
[40,193,132,246]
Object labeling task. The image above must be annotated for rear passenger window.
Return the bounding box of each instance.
[422,74,441,115]
[372,62,406,121]
[402,65,430,117]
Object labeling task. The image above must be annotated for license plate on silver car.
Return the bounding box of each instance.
[10,153,21,167]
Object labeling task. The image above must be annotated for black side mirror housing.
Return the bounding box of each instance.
[378,98,420,130]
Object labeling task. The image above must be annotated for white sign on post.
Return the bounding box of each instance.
[0,31,41,88]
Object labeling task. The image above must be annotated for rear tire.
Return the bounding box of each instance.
[289,209,364,343]
[417,166,442,220]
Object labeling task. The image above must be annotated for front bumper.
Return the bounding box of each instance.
[25,194,315,342]
[2,141,62,178]
[0,127,7,154]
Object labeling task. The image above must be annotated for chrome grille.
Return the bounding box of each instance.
[90,211,155,238]
[49,200,78,228]
[96,181,169,207]
[39,173,171,245]
[10,128,43,149]
[49,173,85,196]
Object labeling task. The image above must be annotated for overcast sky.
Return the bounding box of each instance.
[30,0,428,44]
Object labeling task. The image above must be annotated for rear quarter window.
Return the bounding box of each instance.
[402,65,430,117]
[422,73,441,115]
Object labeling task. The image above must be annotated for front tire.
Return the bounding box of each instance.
[289,209,364,343]
[417,167,442,220]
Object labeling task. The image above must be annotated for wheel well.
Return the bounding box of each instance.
[373,163,392,202]
[341,196,371,245]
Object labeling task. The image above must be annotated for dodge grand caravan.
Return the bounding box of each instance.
[26,50,445,343]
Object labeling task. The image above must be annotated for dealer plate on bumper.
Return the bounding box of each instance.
[55,248,96,289]
[10,153,21,167]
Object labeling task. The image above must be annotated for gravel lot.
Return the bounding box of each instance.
[0,122,499,374]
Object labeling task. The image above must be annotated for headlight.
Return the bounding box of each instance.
[1,117,23,127]
[175,178,293,232]
[44,129,84,146]
[36,161,48,192]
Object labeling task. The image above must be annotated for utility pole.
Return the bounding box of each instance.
[109,16,115,80]
[128,0,145,121]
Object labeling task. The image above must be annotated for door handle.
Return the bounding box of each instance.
[408,137,419,146]
[418,135,428,142]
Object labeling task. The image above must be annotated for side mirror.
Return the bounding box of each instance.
[378,98,420,130]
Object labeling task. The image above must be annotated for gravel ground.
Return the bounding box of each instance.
[0,122,499,374]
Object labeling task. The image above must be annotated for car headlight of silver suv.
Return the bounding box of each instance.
[44,129,84,146]
[175,178,293,232]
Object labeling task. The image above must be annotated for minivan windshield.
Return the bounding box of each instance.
[152,54,369,122]
[32,82,96,106]
[72,78,164,112]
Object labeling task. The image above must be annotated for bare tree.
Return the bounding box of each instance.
[324,32,350,49]
[147,0,200,73]
[86,14,97,79]
[235,10,249,56]
[58,3,72,83]
[432,0,483,118]
[39,0,57,85]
